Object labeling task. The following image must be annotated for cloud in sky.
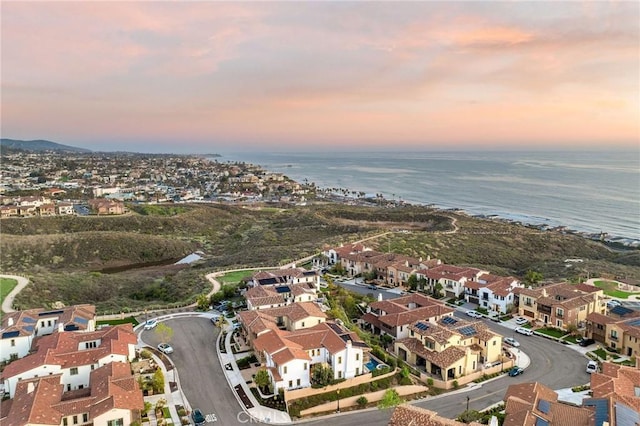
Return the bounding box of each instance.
[1,1,638,153]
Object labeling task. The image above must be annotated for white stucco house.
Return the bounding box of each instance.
[1,323,136,398]
[0,304,96,362]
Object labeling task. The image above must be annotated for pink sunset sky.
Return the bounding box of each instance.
[1,1,638,153]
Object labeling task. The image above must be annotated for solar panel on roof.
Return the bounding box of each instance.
[535,418,549,426]
[64,324,79,331]
[39,310,64,316]
[275,286,291,293]
[415,322,430,331]
[537,399,551,414]
[441,316,457,325]
[73,316,89,325]
[22,317,36,323]
[626,317,640,327]
[2,331,20,339]
[583,398,609,426]
[611,305,633,316]
[23,325,34,332]
[459,326,477,336]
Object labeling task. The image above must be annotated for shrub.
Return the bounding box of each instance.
[452,380,459,389]
[426,378,434,386]
[357,396,368,407]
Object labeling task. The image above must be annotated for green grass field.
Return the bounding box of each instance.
[0,278,18,307]
[536,328,567,338]
[593,280,640,299]
[96,317,140,326]
[217,269,262,284]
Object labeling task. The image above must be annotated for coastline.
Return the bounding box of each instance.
[213,151,640,248]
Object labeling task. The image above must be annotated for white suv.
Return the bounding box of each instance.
[586,360,598,374]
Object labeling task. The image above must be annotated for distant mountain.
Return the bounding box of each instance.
[0,138,91,153]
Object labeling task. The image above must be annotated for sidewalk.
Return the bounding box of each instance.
[217,320,292,425]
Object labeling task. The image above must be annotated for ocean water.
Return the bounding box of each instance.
[217,150,640,242]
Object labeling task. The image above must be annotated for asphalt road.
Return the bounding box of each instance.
[141,317,241,425]
[140,305,592,426]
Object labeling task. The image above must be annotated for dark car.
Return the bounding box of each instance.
[191,408,206,426]
[579,338,595,347]
[508,366,524,377]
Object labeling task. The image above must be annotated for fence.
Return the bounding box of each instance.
[284,369,396,402]
[418,358,514,390]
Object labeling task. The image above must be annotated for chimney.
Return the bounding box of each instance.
[378,293,383,302]
[8,317,14,327]
[57,322,64,333]
[27,382,35,394]
[542,288,548,297]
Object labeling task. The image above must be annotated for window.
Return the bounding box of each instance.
[356,367,359,375]
[283,366,287,374]
[90,364,95,370]
[107,419,124,426]
[302,322,305,327]
[73,415,78,424]
[83,414,89,423]
[48,320,52,327]
[338,371,342,379]
[10,339,15,347]
[493,340,496,346]
[70,367,79,375]
[85,341,97,349]
[63,419,68,426]
[318,319,321,324]
[288,380,292,388]
[356,353,359,361]
[304,363,307,370]
[296,378,300,386]
[556,320,563,328]
[338,356,342,364]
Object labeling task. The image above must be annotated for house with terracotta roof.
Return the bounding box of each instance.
[393,315,503,382]
[0,361,144,426]
[249,267,320,291]
[244,282,318,311]
[515,282,606,331]
[585,306,640,357]
[388,405,484,426]
[464,275,522,314]
[1,305,96,363]
[237,302,327,346]
[1,324,137,398]
[87,199,125,215]
[316,243,370,268]
[502,382,596,426]
[421,265,488,299]
[359,293,454,339]
[253,321,368,391]
[590,361,640,425]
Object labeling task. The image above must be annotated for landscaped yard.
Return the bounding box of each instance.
[592,348,621,360]
[593,280,640,299]
[535,328,568,339]
[563,335,580,344]
[0,277,18,307]
[97,316,140,326]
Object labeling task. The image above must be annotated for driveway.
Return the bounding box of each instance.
[141,317,243,425]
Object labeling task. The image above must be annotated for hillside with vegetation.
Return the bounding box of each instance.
[1,203,638,313]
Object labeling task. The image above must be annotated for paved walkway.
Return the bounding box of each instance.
[0,274,30,313]
[216,317,292,424]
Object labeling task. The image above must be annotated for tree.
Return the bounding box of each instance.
[196,293,209,311]
[377,389,402,409]
[381,334,394,349]
[566,323,579,336]
[433,283,444,298]
[524,270,543,286]
[457,409,482,423]
[254,369,271,392]
[312,364,333,386]
[155,323,173,344]
[407,275,418,291]
[152,368,165,393]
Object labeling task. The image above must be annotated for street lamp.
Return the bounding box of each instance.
[337,388,341,413]
[466,395,470,412]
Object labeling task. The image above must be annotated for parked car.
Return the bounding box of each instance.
[579,338,596,347]
[368,285,378,290]
[143,319,158,330]
[508,366,524,377]
[210,315,221,324]
[157,343,174,354]
[515,327,533,336]
[191,408,206,426]
[607,300,621,308]
[515,317,529,325]
[504,337,521,347]
[466,310,482,318]
[586,360,598,374]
